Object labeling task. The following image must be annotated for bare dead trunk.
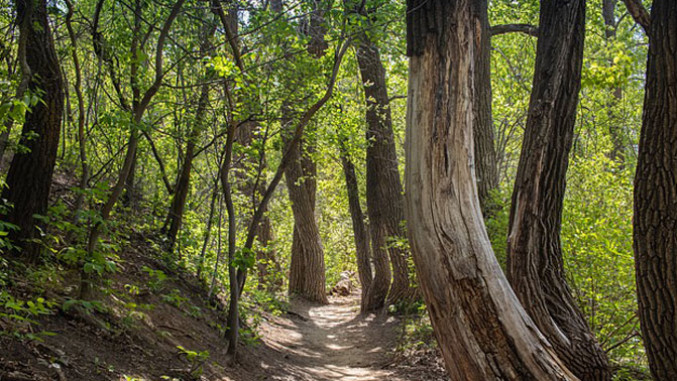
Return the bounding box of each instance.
[1,0,64,260]
[633,1,677,379]
[506,1,611,379]
[405,1,576,379]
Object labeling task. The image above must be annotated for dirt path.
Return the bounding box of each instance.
[255,295,425,381]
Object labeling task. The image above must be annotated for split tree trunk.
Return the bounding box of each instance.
[633,1,677,379]
[405,1,576,379]
[1,0,64,260]
[506,1,611,379]
[354,22,412,310]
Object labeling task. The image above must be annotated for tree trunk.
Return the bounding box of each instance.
[472,0,499,217]
[339,142,373,312]
[1,0,64,260]
[602,0,626,167]
[285,133,327,303]
[633,1,677,379]
[505,1,611,379]
[355,23,412,309]
[233,120,279,291]
[165,25,213,252]
[405,1,576,379]
[285,3,329,304]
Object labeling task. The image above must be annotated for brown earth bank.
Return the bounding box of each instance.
[1,237,447,381]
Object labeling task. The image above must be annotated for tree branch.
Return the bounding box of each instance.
[621,0,650,33]
[490,23,539,38]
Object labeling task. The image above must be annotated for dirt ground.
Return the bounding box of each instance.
[254,295,445,381]
[1,241,446,381]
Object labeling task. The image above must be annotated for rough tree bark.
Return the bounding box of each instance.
[339,141,373,313]
[285,1,329,303]
[353,14,412,309]
[285,132,327,303]
[506,1,611,379]
[633,1,677,379]
[1,0,64,260]
[472,0,499,217]
[405,0,576,379]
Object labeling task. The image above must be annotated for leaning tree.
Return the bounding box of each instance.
[404,0,575,379]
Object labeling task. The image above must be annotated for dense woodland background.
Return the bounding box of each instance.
[0,0,674,380]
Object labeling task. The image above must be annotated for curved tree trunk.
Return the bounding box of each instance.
[505,0,611,379]
[1,0,64,260]
[405,1,576,379]
[633,1,677,379]
[472,0,499,217]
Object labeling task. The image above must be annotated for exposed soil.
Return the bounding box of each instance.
[1,238,447,381]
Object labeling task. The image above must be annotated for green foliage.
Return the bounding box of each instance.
[0,292,57,341]
[161,289,188,308]
[142,266,168,292]
[176,345,209,379]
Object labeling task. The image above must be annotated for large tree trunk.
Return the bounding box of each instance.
[285,2,328,304]
[285,134,327,303]
[506,1,611,379]
[405,1,576,379]
[633,1,677,379]
[339,143,373,312]
[1,0,64,260]
[472,0,499,217]
[354,24,412,310]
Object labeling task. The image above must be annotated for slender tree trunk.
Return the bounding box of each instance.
[602,0,626,167]
[354,13,412,310]
[405,1,576,379]
[65,0,89,222]
[197,183,218,279]
[234,121,279,291]
[80,0,186,299]
[1,0,64,260]
[506,1,611,379]
[339,142,373,312]
[472,0,499,216]
[633,1,677,379]
[165,43,212,252]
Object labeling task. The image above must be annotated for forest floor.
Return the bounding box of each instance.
[1,232,447,381]
[257,295,445,380]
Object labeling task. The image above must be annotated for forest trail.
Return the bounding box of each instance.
[256,294,431,381]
